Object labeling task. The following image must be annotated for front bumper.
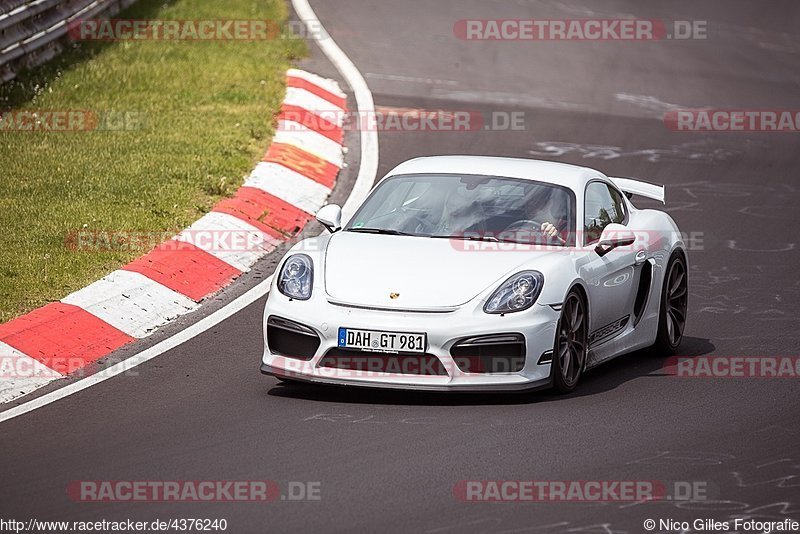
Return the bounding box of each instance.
[261,289,560,392]
[260,362,552,392]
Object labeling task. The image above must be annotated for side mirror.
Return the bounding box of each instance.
[595,223,635,256]
[316,204,342,233]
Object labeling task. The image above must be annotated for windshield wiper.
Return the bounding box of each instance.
[347,227,415,236]
[431,234,549,245]
[430,234,499,242]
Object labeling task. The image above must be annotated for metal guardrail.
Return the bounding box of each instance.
[0,0,137,83]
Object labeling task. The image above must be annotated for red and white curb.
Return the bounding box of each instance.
[0,68,347,404]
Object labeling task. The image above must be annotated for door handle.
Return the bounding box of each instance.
[634,250,647,265]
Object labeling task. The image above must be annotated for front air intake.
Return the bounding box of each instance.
[450,333,526,373]
[267,316,320,361]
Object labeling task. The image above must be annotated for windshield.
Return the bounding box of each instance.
[345,173,575,245]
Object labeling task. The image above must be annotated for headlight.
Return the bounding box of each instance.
[277,254,313,300]
[484,271,544,314]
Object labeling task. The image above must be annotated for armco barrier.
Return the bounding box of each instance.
[0,0,137,83]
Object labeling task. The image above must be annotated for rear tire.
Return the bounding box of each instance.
[653,252,688,354]
[552,289,589,394]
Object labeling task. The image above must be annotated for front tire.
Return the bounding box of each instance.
[653,252,688,354]
[552,289,589,394]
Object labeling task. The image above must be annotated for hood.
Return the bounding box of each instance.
[323,231,558,309]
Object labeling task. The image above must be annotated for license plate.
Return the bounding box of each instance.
[337,327,426,353]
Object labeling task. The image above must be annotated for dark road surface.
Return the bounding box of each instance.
[2,1,799,532]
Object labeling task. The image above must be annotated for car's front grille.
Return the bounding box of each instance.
[319,348,448,375]
[267,316,320,361]
[450,333,526,373]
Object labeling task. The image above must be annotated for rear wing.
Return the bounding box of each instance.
[609,177,665,204]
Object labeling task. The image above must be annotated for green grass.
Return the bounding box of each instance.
[0,0,306,322]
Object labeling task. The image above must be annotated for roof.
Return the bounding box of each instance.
[385,155,604,190]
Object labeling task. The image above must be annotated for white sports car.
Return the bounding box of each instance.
[260,156,688,393]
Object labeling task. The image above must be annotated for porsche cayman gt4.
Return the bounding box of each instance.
[260,156,687,393]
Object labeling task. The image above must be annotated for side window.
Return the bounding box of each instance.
[584,182,626,245]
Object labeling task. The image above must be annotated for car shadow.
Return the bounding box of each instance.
[265,336,716,406]
[559,335,716,400]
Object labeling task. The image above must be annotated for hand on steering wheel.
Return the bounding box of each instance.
[540,222,565,244]
[503,219,565,244]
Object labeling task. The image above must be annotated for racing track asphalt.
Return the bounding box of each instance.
[1,1,799,532]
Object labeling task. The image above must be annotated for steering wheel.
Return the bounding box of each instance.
[504,219,543,231]
[503,219,564,244]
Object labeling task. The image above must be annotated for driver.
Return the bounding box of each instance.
[535,192,568,244]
